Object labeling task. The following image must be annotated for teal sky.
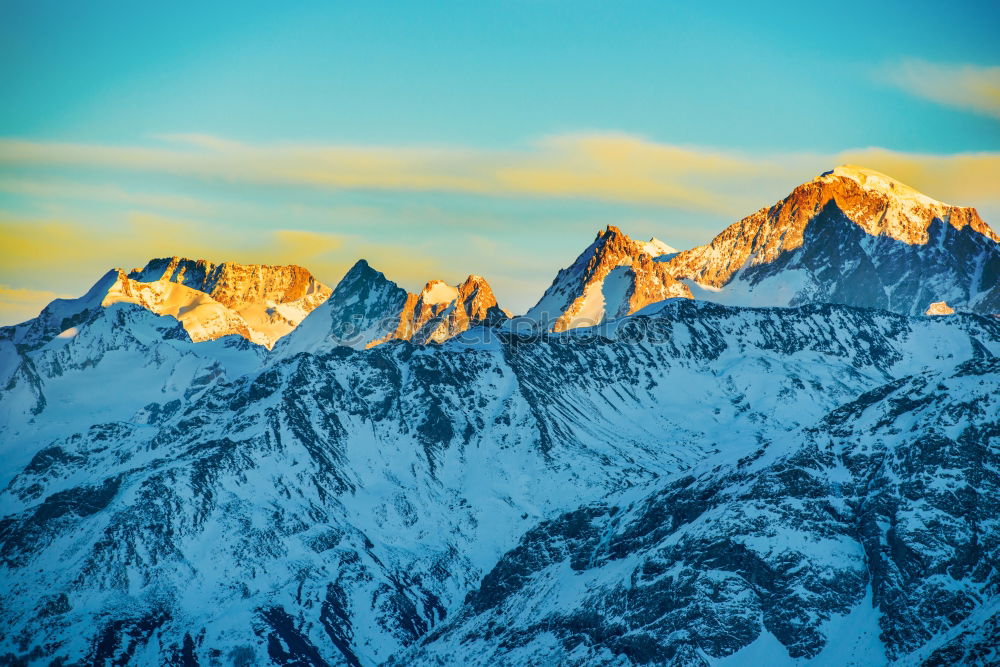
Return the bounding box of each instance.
[1,0,999,322]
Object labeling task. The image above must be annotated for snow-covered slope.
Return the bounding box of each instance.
[0,302,264,488]
[642,236,679,258]
[519,226,691,332]
[103,270,258,343]
[398,352,1000,666]
[274,259,508,355]
[664,165,1000,315]
[2,299,998,665]
[1,269,122,351]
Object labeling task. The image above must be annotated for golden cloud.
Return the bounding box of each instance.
[881,60,1000,120]
[0,134,772,216]
[1,134,998,218]
[4,133,998,217]
[0,285,72,324]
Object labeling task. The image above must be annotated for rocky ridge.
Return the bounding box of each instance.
[274,260,508,354]
[372,274,508,346]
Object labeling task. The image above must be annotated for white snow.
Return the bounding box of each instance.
[642,237,679,257]
[565,281,607,329]
[826,165,946,211]
[420,280,459,305]
[681,270,813,308]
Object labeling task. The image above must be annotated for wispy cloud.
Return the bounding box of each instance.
[3,133,998,218]
[0,178,213,214]
[0,134,770,215]
[0,285,72,324]
[881,59,1000,120]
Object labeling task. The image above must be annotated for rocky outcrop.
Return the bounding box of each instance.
[130,257,330,310]
[375,275,508,346]
[926,301,955,315]
[520,225,692,332]
[127,257,333,347]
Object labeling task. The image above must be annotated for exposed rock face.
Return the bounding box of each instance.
[127,257,333,347]
[521,225,692,332]
[377,275,509,346]
[131,257,330,309]
[926,301,955,315]
[275,260,508,354]
[664,166,1000,314]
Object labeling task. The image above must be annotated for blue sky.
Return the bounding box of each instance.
[1,0,998,321]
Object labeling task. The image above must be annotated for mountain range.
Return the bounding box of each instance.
[1,166,998,666]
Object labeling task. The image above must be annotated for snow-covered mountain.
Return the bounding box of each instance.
[274,259,508,355]
[519,226,691,332]
[2,295,998,665]
[1,164,999,665]
[663,165,1000,314]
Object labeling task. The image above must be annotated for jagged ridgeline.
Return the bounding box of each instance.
[1,166,999,666]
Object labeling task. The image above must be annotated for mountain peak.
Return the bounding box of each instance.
[129,256,330,305]
[663,165,1000,314]
[803,164,996,243]
[339,258,395,291]
[522,226,691,331]
[817,164,947,211]
[276,266,508,352]
[458,274,492,297]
